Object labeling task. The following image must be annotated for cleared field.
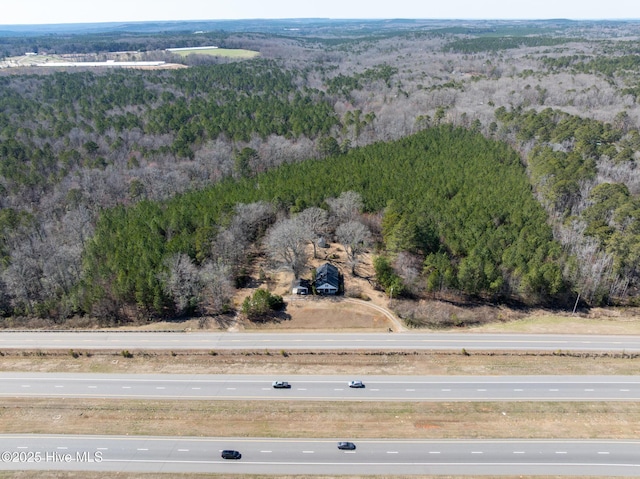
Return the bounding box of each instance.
[170,47,259,58]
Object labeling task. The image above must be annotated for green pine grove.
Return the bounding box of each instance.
[81,125,564,315]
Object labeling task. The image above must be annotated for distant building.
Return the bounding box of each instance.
[315,263,340,295]
[166,46,218,52]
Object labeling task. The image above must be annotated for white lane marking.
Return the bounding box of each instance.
[471,451,483,454]
[156,387,166,390]
[177,449,189,452]
[55,385,64,388]
[334,388,344,391]
[477,389,487,392]
[260,450,272,453]
[137,448,149,451]
[88,386,97,389]
[57,447,68,450]
[302,451,314,454]
[406,389,415,392]
[226,388,236,390]
[428,451,441,454]
[122,386,131,389]
[298,388,307,391]
[21,385,30,388]
[191,387,201,390]
[17,446,28,449]
[387,451,399,454]
[513,451,525,454]
[549,389,559,391]
[370,388,380,391]
[584,389,594,392]
[441,389,451,392]
[620,389,630,392]
[97,448,108,451]
[555,451,567,454]
[514,389,523,391]
[598,451,610,455]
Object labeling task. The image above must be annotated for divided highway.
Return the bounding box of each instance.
[2,331,640,352]
[1,372,640,401]
[1,435,639,476]
[3,330,640,475]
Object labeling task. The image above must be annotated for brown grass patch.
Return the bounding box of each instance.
[3,348,640,376]
[242,298,389,331]
[2,398,640,440]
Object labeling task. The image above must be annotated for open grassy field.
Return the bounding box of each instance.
[170,47,259,58]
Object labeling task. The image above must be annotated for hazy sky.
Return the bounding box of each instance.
[2,0,639,25]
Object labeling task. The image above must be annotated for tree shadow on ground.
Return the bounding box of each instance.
[247,309,292,324]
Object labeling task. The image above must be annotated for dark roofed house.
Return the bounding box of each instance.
[315,263,339,295]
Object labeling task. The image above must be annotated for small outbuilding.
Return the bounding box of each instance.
[291,278,310,295]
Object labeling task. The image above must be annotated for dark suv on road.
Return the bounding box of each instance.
[337,441,356,450]
[221,450,242,459]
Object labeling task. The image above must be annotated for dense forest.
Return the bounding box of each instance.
[1,18,640,324]
[82,126,560,319]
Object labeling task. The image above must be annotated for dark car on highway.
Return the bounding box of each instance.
[221,450,242,459]
[337,441,356,450]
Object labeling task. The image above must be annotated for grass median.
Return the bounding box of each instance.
[1,397,640,439]
[2,348,640,375]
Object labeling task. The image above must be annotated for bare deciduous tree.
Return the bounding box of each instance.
[296,206,329,258]
[232,201,275,242]
[559,221,616,310]
[326,190,364,225]
[61,206,94,248]
[198,259,234,315]
[161,254,235,316]
[335,220,372,275]
[212,227,247,280]
[264,217,308,278]
[394,251,423,294]
[2,240,44,314]
[212,201,275,280]
[160,253,200,315]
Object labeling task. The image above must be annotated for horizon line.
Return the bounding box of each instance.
[2,17,640,28]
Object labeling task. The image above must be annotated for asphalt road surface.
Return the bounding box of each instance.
[2,331,640,352]
[3,331,638,477]
[0,435,639,476]
[1,372,640,401]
